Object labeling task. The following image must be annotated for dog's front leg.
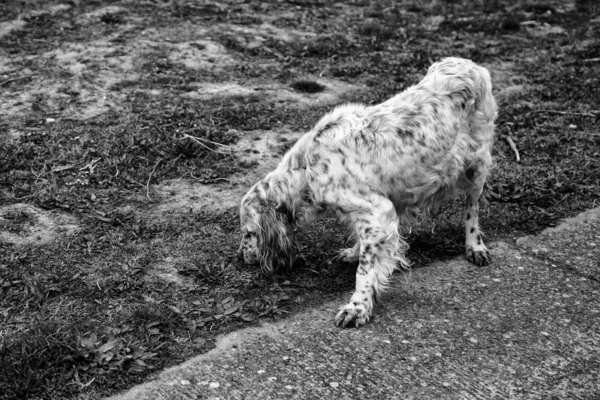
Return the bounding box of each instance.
[334,196,406,327]
[335,241,378,327]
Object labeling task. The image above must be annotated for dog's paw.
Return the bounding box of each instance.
[335,301,371,328]
[333,247,360,263]
[466,246,490,266]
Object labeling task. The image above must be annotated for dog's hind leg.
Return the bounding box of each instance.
[332,193,408,327]
[463,161,490,266]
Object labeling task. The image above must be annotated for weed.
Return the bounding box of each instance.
[0,322,81,399]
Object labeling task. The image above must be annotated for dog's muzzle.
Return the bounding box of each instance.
[237,246,259,265]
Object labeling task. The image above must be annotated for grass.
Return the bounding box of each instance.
[1,0,599,399]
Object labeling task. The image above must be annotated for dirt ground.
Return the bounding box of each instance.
[1,0,599,399]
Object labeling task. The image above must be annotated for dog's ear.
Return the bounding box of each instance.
[257,202,296,274]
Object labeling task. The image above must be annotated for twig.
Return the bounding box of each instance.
[9,193,35,200]
[0,74,34,87]
[180,133,231,154]
[125,177,145,188]
[31,167,47,183]
[68,370,95,389]
[319,65,329,78]
[180,131,230,147]
[146,158,162,201]
[582,57,600,63]
[552,193,570,207]
[529,110,598,118]
[505,135,520,162]
[190,172,230,183]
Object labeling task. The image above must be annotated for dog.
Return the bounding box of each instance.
[238,57,497,327]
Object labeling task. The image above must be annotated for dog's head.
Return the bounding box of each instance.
[238,184,296,274]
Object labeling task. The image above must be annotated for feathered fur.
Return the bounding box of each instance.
[238,57,498,327]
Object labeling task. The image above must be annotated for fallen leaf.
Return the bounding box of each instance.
[224,304,240,315]
[98,339,121,354]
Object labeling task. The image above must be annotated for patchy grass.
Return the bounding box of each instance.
[1,0,600,399]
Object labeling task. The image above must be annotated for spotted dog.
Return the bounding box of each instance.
[238,57,497,327]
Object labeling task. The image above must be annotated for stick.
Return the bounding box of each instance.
[9,193,34,200]
[125,177,145,188]
[146,158,162,201]
[0,75,34,86]
[180,133,231,154]
[505,135,520,162]
[189,172,230,183]
[182,133,229,148]
[529,110,598,118]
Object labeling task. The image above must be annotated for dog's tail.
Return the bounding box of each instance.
[470,61,498,130]
[469,60,497,164]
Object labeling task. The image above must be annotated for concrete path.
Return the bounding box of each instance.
[108,208,600,400]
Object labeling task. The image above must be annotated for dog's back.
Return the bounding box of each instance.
[303,57,497,221]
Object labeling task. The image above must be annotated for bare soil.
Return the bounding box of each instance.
[1,0,599,399]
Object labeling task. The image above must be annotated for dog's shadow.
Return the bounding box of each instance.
[272,217,466,293]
